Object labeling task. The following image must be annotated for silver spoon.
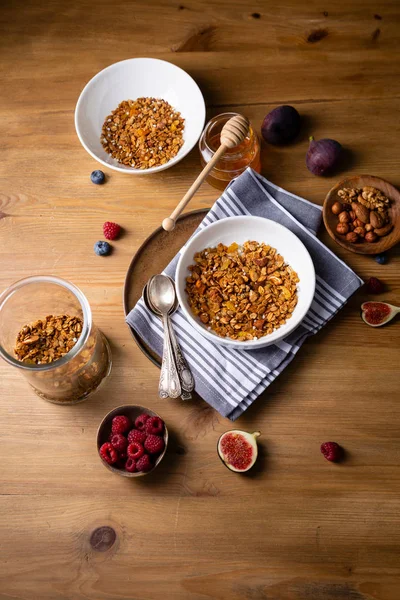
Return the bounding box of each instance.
[148,275,182,399]
[143,280,194,400]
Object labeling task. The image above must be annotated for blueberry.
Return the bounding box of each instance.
[90,170,105,185]
[94,241,111,256]
[375,253,388,265]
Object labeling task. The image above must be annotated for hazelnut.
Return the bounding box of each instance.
[353,218,364,228]
[346,231,359,243]
[365,231,378,243]
[338,211,350,224]
[331,201,343,215]
[336,223,349,235]
[349,210,356,221]
[353,226,366,237]
[365,224,374,232]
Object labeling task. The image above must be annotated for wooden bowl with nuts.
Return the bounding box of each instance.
[323,175,400,254]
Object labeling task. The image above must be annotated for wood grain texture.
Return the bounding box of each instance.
[0,1,400,599]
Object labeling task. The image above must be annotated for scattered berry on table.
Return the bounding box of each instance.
[320,441,342,462]
[125,458,137,473]
[144,434,165,455]
[136,454,153,473]
[103,221,121,240]
[110,433,128,453]
[127,429,147,444]
[111,415,131,435]
[135,413,150,430]
[127,441,145,460]
[366,277,385,294]
[145,416,164,436]
[94,241,111,256]
[99,442,118,465]
[90,170,105,185]
[375,253,388,265]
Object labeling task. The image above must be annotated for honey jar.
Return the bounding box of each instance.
[199,112,261,190]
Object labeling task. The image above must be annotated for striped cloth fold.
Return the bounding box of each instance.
[126,169,363,420]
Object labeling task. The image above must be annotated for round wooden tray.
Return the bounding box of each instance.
[323,174,400,254]
[123,209,208,367]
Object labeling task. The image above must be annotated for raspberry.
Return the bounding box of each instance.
[103,221,121,241]
[99,442,118,465]
[125,458,137,473]
[136,454,153,473]
[366,277,384,294]
[127,442,144,460]
[144,434,165,455]
[110,433,128,453]
[111,415,131,434]
[135,413,150,430]
[116,451,127,468]
[321,441,342,462]
[145,416,164,436]
[127,429,147,444]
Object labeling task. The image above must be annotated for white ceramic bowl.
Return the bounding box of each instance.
[175,216,316,349]
[75,58,206,174]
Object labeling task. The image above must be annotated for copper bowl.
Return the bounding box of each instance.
[97,404,168,477]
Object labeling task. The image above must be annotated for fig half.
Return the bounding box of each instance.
[217,430,261,473]
[361,301,400,327]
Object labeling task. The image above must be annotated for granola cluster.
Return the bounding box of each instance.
[14,315,83,365]
[101,97,185,169]
[185,241,299,341]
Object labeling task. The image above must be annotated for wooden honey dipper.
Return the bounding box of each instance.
[162,114,250,231]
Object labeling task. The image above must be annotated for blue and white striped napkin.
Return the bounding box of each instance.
[126,169,363,420]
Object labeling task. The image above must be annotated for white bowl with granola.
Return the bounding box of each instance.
[75,58,206,174]
[175,216,315,348]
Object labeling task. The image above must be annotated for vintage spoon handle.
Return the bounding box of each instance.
[158,313,172,399]
[162,115,249,232]
[161,313,182,399]
[167,315,194,394]
[158,340,170,399]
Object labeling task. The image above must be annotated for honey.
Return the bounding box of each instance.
[199,112,261,190]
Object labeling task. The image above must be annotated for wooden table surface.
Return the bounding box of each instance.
[1,1,400,599]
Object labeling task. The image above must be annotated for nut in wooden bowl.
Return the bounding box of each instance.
[97,404,168,478]
[323,175,400,255]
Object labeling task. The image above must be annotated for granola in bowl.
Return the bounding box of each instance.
[101,97,185,169]
[185,241,299,341]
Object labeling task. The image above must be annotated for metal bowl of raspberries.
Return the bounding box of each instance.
[97,405,168,477]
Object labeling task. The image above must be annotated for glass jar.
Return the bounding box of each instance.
[199,112,261,190]
[0,276,112,404]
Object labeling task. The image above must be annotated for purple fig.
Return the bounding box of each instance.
[306,136,342,176]
[261,105,301,145]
